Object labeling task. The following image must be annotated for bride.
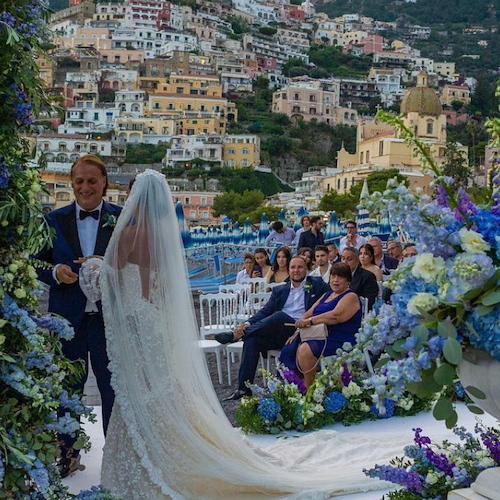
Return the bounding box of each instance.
[81,170,407,500]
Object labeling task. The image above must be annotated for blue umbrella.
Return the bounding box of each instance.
[221,223,230,244]
[175,202,192,248]
[243,217,253,245]
[258,213,270,244]
[324,211,338,242]
[356,208,371,237]
[233,221,241,245]
[279,209,286,225]
[294,207,307,231]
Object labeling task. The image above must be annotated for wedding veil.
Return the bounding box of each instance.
[99,170,407,500]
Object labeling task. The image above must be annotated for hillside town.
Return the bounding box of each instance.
[37,0,494,221]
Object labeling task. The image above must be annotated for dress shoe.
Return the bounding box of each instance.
[214,332,236,344]
[57,454,85,479]
[222,389,251,401]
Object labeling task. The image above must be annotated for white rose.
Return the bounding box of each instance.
[425,472,439,485]
[459,228,490,253]
[342,382,362,398]
[407,293,439,316]
[359,403,370,412]
[479,457,495,468]
[411,253,446,283]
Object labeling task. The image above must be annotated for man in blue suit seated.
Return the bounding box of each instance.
[34,155,121,477]
[215,257,330,400]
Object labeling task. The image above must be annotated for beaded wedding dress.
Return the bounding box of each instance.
[83,170,410,500]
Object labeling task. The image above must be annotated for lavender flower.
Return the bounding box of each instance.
[478,427,500,464]
[364,464,424,493]
[281,369,307,395]
[340,363,354,386]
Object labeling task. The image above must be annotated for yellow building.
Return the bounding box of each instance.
[147,74,237,135]
[322,72,469,195]
[223,135,261,168]
[36,55,55,88]
[115,116,176,143]
[441,84,471,106]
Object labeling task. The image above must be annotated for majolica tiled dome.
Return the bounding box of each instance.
[400,71,442,117]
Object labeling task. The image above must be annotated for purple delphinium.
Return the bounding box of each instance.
[281,369,307,395]
[0,157,12,189]
[340,363,354,386]
[414,428,455,476]
[436,185,449,208]
[10,84,34,127]
[364,464,425,493]
[453,188,478,223]
[0,11,15,27]
[477,425,500,464]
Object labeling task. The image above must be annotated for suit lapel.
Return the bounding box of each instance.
[304,278,313,309]
[93,202,114,256]
[56,203,83,258]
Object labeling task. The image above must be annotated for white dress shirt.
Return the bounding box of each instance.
[339,234,367,252]
[281,279,307,320]
[235,269,252,284]
[309,262,332,283]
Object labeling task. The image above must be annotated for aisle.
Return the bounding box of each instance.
[64,403,498,500]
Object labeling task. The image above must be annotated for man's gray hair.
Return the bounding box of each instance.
[342,247,359,257]
[369,236,383,246]
[388,239,402,249]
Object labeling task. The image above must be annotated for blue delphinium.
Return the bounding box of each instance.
[257,398,281,421]
[364,464,424,493]
[0,157,12,188]
[33,314,74,341]
[74,485,120,500]
[370,399,395,419]
[468,305,500,361]
[324,392,347,413]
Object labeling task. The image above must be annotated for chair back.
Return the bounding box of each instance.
[198,292,238,339]
[247,292,271,315]
[359,296,369,319]
[246,277,267,293]
[264,281,288,292]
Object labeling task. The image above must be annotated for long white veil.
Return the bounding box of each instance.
[99,170,407,500]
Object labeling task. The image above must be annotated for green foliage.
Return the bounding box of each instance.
[319,169,407,216]
[228,15,251,35]
[442,140,473,189]
[211,190,282,224]
[258,26,277,36]
[125,143,168,164]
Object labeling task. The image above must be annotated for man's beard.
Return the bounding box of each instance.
[291,274,305,284]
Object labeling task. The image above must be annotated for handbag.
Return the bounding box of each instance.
[295,322,328,374]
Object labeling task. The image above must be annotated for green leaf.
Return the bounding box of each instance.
[476,304,495,317]
[392,339,406,353]
[482,269,500,292]
[445,411,458,429]
[464,386,487,400]
[374,357,391,369]
[467,405,485,415]
[276,413,284,423]
[32,442,43,451]
[412,324,430,342]
[284,420,292,429]
[433,364,456,386]
[72,440,85,450]
[433,398,454,421]
[296,424,305,431]
[462,287,484,301]
[481,290,500,307]
[270,427,280,434]
[437,321,457,339]
[443,337,463,365]
[385,345,399,358]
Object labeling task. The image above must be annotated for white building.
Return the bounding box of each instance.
[164,134,224,168]
[232,0,278,25]
[115,90,148,117]
[58,106,120,135]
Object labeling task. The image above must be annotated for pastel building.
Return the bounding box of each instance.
[223,135,261,168]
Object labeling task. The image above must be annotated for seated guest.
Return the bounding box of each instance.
[402,242,418,259]
[339,220,367,251]
[253,247,271,278]
[368,237,399,275]
[293,215,311,246]
[236,253,256,284]
[309,245,331,283]
[387,239,403,262]
[327,242,341,264]
[298,215,325,249]
[265,246,291,284]
[297,247,314,272]
[280,263,362,387]
[265,221,295,247]
[359,243,383,281]
[216,257,330,399]
[341,248,378,309]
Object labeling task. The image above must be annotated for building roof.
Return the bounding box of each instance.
[400,71,442,118]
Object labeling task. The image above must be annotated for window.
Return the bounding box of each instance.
[201,197,207,206]
[176,87,183,94]
[202,211,209,220]
[309,108,316,114]
[241,159,249,166]
[426,120,434,135]
[227,148,235,154]
[379,141,383,156]
[187,129,194,135]
[94,112,99,120]
[344,178,348,190]
[241,148,250,155]
[189,210,196,219]
[154,102,160,109]
[310,95,316,102]
[366,151,370,162]
[360,152,364,163]
[168,103,174,110]
[294,93,299,100]
[184,197,191,205]
[337,178,341,190]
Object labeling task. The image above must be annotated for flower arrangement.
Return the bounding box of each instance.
[364,424,500,500]
[102,214,117,229]
[0,2,120,498]
[235,363,432,434]
[328,107,500,428]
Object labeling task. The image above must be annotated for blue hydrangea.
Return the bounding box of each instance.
[295,404,304,424]
[324,392,347,413]
[467,305,500,361]
[33,314,74,341]
[371,399,395,419]
[45,412,81,437]
[472,209,500,247]
[74,485,120,500]
[257,398,280,421]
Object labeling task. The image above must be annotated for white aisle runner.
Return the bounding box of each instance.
[64,403,498,500]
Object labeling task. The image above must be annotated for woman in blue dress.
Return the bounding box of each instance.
[280,263,362,387]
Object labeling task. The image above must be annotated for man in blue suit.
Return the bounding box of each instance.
[215,257,330,400]
[35,155,121,477]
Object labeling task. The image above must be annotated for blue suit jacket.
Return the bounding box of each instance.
[35,201,122,330]
[248,277,331,325]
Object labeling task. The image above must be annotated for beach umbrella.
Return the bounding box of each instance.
[379,212,392,235]
[175,202,192,248]
[258,213,270,244]
[324,211,338,242]
[233,221,241,245]
[221,223,230,244]
[294,206,307,231]
[243,217,254,245]
[279,209,286,225]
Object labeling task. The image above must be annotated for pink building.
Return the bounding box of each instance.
[344,35,384,56]
[280,4,305,22]
[171,190,222,223]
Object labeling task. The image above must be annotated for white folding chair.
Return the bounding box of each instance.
[247,292,271,315]
[246,277,266,294]
[264,281,288,292]
[198,292,238,385]
[219,284,252,324]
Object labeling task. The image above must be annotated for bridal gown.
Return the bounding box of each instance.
[81,170,411,500]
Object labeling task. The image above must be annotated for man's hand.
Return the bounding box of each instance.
[56,264,78,284]
[74,255,104,264]
[234,323,248,340]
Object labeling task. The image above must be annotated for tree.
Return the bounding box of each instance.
[442,140,472,189]
[212,190,266,223]
[471,73,496,117]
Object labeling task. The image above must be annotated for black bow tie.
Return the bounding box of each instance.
[80,210,100,221]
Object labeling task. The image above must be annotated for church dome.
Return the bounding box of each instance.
[400,71,442,117]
